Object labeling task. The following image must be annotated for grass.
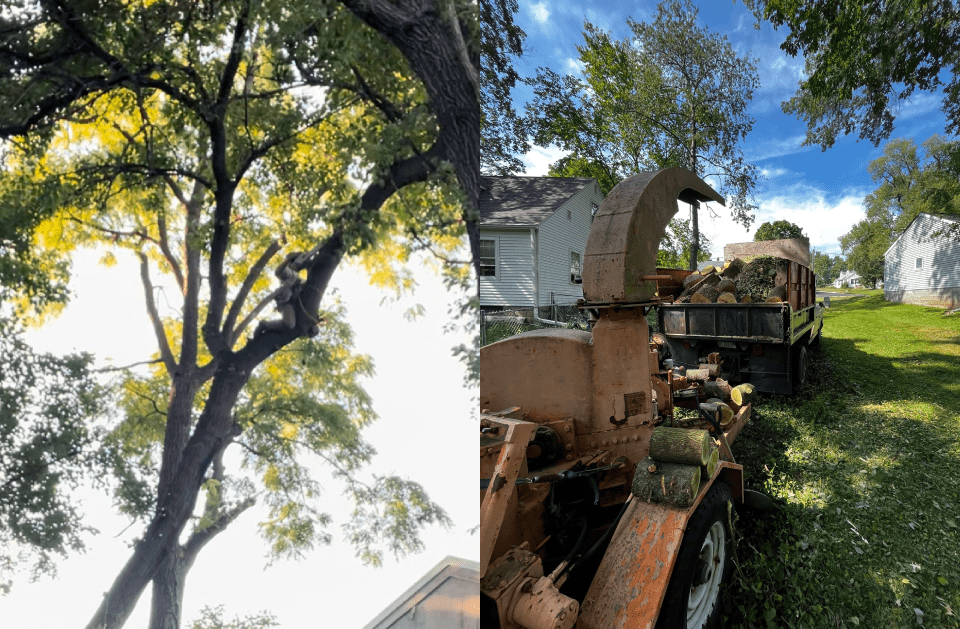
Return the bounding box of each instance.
[723,294,960,629]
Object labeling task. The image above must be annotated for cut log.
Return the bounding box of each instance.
[671,375,689,390]
[741,294,753,303]
[717,292,738,304]
[691,292,713,304]
[685,368,715,381]
[767,284,787,301]
[697,363,720,378]
[706,352,720,365]
[649,427,711,466]
[722,258,744,278]
[701,264,716,275]
[696,286,720,302]
[731,383,756,406]
[683,273,704,289]
[633,456,701,507]
[717,278,737,293]
[765,296,782,303]
[702,447,720,480]
[699,401,734,426]
[703,379,733,399]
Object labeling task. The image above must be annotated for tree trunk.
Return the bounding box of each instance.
[149,550,186,629]
[649,427,711,466]
[689,199,700,271]
[633,457,700,507]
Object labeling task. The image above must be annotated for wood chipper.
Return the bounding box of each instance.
[480,168,756,629]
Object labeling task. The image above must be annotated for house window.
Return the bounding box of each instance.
[479,238,498,277]
[570,252,582,284]
[916,257,923,270]
[591,203,599,218]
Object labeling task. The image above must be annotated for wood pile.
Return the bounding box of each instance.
[676,255,791,304]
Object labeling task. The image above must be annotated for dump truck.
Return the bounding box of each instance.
[480,169,761,629]
[655,242,825,394]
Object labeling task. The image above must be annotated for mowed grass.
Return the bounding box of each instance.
[724,293,960,629]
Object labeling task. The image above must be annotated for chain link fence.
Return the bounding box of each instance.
[480,293,591,346]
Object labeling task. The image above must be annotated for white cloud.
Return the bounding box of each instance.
[746,135,813,162]
[895,91,941,121]
[530,1,550,24]
[521,144,566,176]
[699,184,868,258]
[565,56,585,76]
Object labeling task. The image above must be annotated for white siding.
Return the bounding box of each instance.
[479,228,535,307]
[885,214,960,291]
[537,181,602,306]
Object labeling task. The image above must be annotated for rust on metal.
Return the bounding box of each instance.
[480,416,536,575]
[583,168,724,305]
[577,500,689,629]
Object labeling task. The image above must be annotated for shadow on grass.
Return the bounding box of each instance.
[722,331,960,628]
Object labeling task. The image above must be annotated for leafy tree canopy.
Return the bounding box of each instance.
[746,0,960,148]
[480,0,528,175]
[754,220,807,241]
[526,0,759,269]
[839,134,960,287]
[812,249,844,287]
[0,0,476,627]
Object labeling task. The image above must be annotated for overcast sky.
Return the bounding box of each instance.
[2,249,476,628]
[512,0,953,258]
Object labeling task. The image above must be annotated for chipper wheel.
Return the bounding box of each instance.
[656,483,734,629]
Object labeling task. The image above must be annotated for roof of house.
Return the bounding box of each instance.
[479,176,596,227]
[884,212,960,257]
[362,556,479,629]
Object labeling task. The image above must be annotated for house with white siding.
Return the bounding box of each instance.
[884,213,960,309]
[833,269,862,289]
[478,176,603,311]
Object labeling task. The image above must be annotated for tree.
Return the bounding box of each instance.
[480,0,528,175]
[840,219,889,288]
[754,220,806,241]
[746,0,960,148]
[811,249,844,287]
[864,135,960,238]
[0,1,477,628]
[527,0,760,269]
[0,316,104,595]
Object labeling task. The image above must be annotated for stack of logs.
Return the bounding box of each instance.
[676,255,790,304]
[635,361,756,507]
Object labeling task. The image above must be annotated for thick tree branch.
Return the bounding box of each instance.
[223,240,282,344]
[138,252,177,375]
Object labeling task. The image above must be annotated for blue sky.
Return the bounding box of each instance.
[510,0,953,258]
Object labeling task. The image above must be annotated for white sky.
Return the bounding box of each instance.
[1,249,476,628]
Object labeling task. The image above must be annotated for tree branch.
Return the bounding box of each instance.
[223,240,282,344]
[138,252,177,375]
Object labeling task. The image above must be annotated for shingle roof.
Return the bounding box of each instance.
[479,176,596,226]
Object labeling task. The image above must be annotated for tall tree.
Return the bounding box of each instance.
[480,0,528,175]
[840,134,960,287]
[0,1,477,628]
[754,220,806,241]
[811,249,844,287]
[527,0,760,269]
[746,0,960,148]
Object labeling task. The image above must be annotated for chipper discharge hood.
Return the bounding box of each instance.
[481,168,749,629]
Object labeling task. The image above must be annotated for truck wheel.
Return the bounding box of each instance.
[793,345,808,392]
[656,483,733,629]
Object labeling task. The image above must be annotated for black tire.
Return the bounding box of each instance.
[656,483,734,629]
[793,344,808,393]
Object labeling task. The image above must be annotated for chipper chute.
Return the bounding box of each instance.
[480,168,750,629]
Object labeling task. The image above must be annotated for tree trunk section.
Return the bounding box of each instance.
[633,457,701,507]
[149,549,186,629]
[731,383,756,406]
[649,427,711,466]
[703,379,732,399]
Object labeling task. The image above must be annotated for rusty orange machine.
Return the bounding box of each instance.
[480,169,754,629]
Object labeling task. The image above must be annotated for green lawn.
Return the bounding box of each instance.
[725,294,960,629]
